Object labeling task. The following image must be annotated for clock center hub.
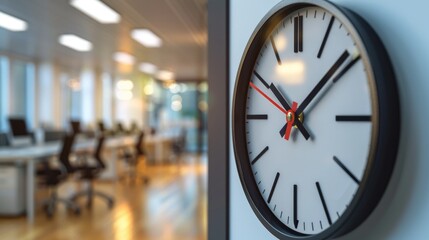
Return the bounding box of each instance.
[295,112,304,128]
[286,111,304,127]
[286,111,295,122]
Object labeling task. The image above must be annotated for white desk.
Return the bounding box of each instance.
[0,135,137,223]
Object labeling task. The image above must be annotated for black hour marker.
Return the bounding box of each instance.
[267,172,280,203]
[336,115,371,122]
[293,184,299,228]
[270,36,282,65]
[294,15,303,53]
[332,55,361,83]
[252,146,269,165]
[317,16,335,58]
[251,146,269,165]
[316,182,332,225]
[253,70,270,88]
[333,156,360,184]
[247,114,268,120]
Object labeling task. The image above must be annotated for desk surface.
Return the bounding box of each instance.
[0,135,138,162]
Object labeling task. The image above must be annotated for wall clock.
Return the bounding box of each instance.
[232,0,400,239]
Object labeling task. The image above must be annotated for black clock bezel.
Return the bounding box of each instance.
[232,0,400,239]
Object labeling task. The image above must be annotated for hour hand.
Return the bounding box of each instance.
[269,84,310,140]
[269,83,291,111]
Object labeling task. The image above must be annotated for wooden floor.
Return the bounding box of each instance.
[0,154,207,240]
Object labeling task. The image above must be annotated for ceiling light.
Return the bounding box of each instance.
[0,11,27,31]
[59,34,93,52]
[116,90,133,100]
[156,70,174,81]
[131,29,162,48]
[139,62,158,74]
[116,80,134,90]
[113,52,135,65]
[70,0,121,24]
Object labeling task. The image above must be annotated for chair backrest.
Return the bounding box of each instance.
[58,134,76,173]
[150,127,156,135]
[93,136,106,169]
[8,118,29,137]
[98,121,105,132]
[116,122,125,133]
[70,120,81,134]
[135,132,145,156]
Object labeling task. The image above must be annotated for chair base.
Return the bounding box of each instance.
[71,183,114,209]
[42,191,81,218]
[119,173,150,185]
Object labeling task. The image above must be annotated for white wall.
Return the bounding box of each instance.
[229,0,429,239]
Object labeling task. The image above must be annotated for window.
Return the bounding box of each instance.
[102,72,113,127]
[61,72,82,127]
[0,56,8,131]
[9,60,35,129]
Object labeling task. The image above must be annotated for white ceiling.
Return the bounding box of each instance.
[0,0,207,81]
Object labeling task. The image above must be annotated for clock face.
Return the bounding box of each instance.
[232,0,400,239]
[245,6,372,235]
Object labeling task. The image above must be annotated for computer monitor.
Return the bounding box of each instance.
[8,118,29,137]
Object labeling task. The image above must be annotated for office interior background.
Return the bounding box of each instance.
[0,0,207,239]
[2,0,429,240]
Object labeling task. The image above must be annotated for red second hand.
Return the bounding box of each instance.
[249,82,287,114]
[250,82,300,141]
[285,101,298,140]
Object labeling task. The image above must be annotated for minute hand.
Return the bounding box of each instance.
[295,50,349,115]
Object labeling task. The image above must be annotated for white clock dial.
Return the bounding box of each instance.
[245,7,372,235]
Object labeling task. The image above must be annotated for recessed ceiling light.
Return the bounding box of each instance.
[116,79,134,90]
[131,29,162,48]
[113,52,135,65]
[139,62,158,74]
[70,0,121,24]
[0,11,27,31]
[59,34,93,52]
[156,70,175,81]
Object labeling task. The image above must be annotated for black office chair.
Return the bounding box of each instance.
[70,136,114,208]
[97,121,113,136]
[172,128,187,160]
[119,132,149,184]
[37,134,80,217]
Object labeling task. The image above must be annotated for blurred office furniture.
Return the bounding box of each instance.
[36,134,81,217]
[129,121,139,133]
[8,118,30,136]
[0,134,137,222]
[150,127,157,135]
[71,136,114,208]
[70,120,81,134]
[171,128,187,161]
[97,121,114,136]
[8,117,34,146]
[0,165,26,215]
[98,121,106,132]
[119,132,149,184]
[0,133,9,146]
[70,120,95,139]
[0,141,59,222]
[115,122,127,135]
[43,130,66,143]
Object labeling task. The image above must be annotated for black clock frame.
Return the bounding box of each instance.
[232,0,400,239]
